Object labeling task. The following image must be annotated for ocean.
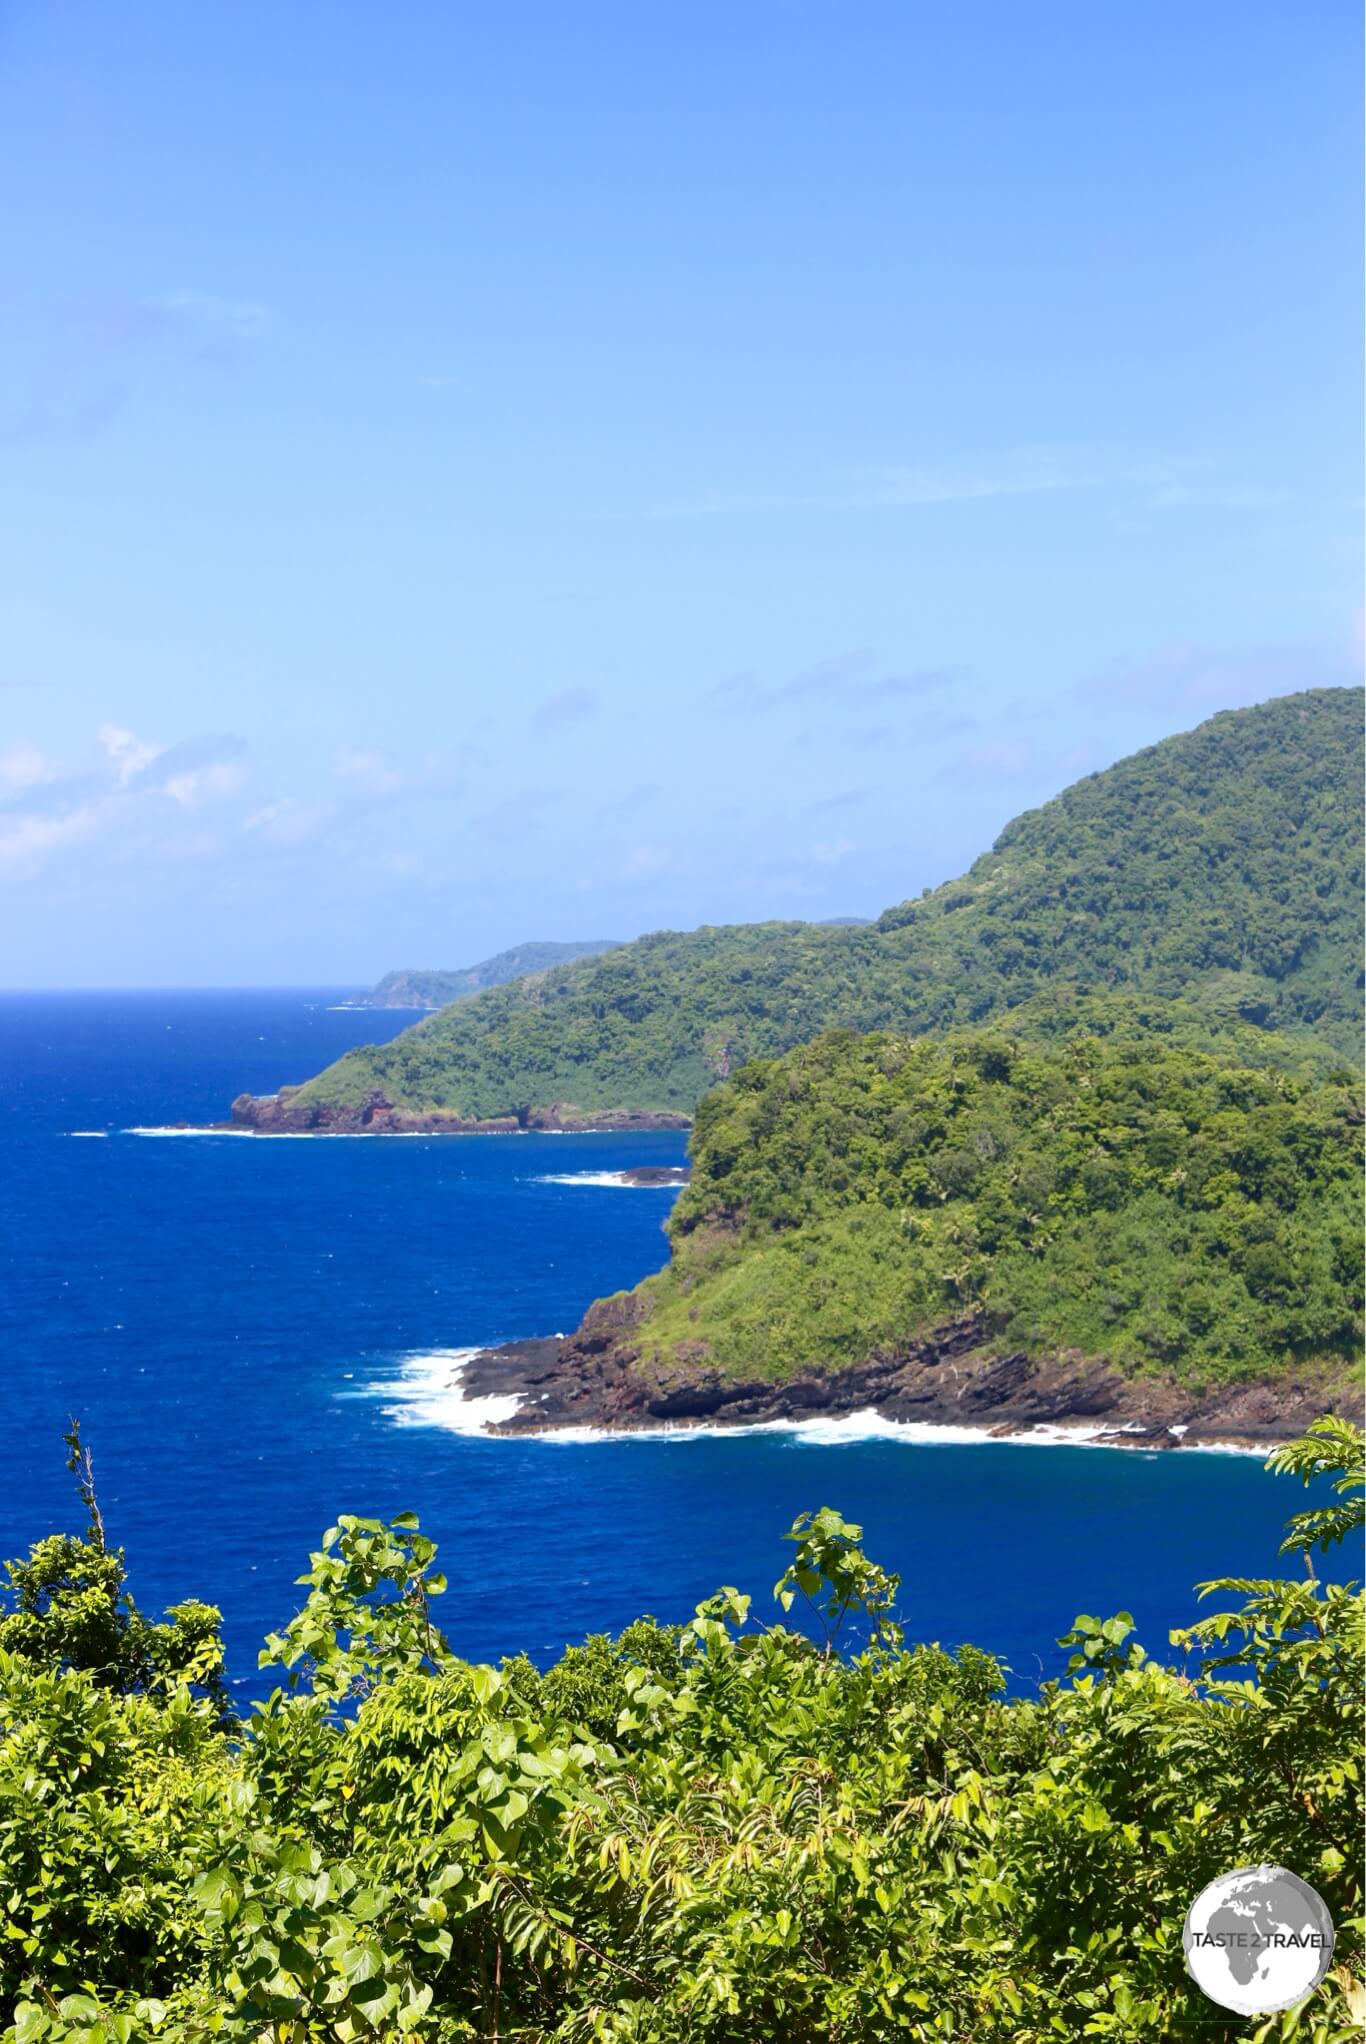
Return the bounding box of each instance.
[0,989,1330,1696]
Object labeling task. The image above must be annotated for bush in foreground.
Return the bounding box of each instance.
[0,1422,1361,2041]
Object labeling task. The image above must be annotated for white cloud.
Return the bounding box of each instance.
[811,837,856,865]
[532,686,599,732]
[163,761,247,808]
[98,723,162,783]
[0,742,54,794]
[335,744,402,794]
[158,290,270,342]
[244,798,336,846]
[651,449,1282,521]
[0,725,254,875]
[0,802,102,873]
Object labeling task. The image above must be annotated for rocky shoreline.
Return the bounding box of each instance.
[452,1303,1353,1451]
[223,1087,691,1135]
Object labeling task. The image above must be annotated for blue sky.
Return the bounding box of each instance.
[1,1,1360,985]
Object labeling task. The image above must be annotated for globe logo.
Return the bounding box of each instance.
[1183,1866,1335,2016]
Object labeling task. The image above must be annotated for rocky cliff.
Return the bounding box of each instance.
[455,1301,1356,1450]
[224,1086,689,1134]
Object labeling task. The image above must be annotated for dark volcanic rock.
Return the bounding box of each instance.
[223,1089,691,1136]
[447,1307,1355,1452]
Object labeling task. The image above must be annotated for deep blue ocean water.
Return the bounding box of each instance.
[0,990,1335,1696]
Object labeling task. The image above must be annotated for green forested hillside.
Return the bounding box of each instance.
[2,1424,1362,2040]
[618,1015,1363,1389]
[286,689,1363,1121]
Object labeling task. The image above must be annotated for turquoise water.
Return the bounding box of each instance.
[0,990,1332,1694]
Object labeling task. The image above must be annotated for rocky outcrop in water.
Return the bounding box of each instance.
[453,1304,1354,1451]
[224,1088,691,1135]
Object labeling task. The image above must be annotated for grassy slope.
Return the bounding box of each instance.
[294,687,1363,1116]
[625,1012,1363,1389]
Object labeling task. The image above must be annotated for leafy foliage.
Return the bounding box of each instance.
[291,689,1363,1120]
[1,1424,1362,2040]
[1265,1417,1366,1559]
[774,1507,902,1655]
[618,1019,1362,1387]
[0,1427,228,1718]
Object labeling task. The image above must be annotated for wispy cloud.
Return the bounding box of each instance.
[808,787,868,813]
[0,742,55,794]
[244,798,336,847]
[810,836,856,865]
[0,388,127,450]
[0,802,105,872]
[155,290,270,344]
[711,651,958,711]
[599,781,660,816]
[0,725,251,874]
[335,743,403,795]
[1148,484,1289,510]
[938,738,1036,783]
[162,759,247,809]
[473,787,563,840]
[532,686,599,732]
[651,449,1278,520]
[1081,636,1361,713]
[98,723,162,783]
[623,842,680,880]
[2,286,271,449]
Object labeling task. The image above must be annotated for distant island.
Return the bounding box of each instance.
[342,939,624,1009]
[234,689,1363,1132]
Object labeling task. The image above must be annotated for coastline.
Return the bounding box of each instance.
[378,1350,1279,1457]
[403,1314,1353,1456]
[223,1087,692,1135]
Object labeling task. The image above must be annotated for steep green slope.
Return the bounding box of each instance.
[350,939,621,1009]
[285,688,1363,1120]
[875,683,1362,1037]
[625,1017,1363,1390]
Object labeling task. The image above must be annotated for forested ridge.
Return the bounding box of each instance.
[619,1008,1362,1390]
[1,1421,1361,2041]
[352,944,621,1011]
[285,689,1363,1121]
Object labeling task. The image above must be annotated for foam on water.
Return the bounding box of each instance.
[531,1410,1169,1450]
[537,1170,681,1188]
[372,1355,1265,1455]
[366,1349,528,1433]
[122,1125,435,1138]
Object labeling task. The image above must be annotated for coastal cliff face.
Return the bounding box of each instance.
[456,1308,1355,1450]
[448,1015,1361,1449]
[226,1087,690,1134]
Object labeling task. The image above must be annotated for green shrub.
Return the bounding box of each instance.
[1,1421,1362,2039]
